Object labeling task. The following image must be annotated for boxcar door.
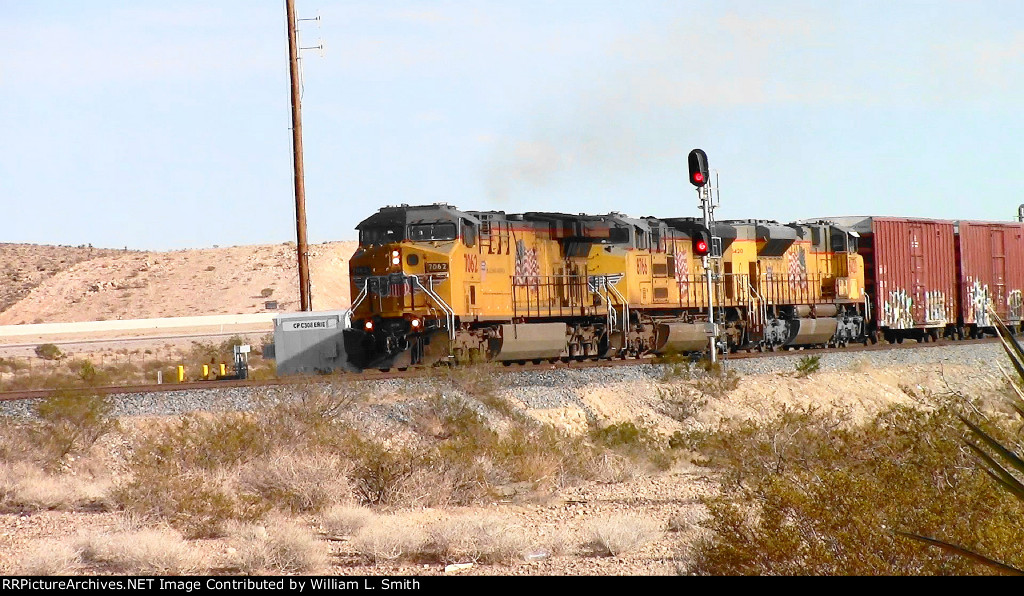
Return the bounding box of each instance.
[993,228,1007,318]
[909,225,924,325]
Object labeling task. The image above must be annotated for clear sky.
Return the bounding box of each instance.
[2,1,1021,250]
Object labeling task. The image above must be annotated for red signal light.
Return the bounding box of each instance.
[693,231,711,256]
[687,149,710,188]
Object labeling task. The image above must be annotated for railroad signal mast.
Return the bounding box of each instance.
[688,148,721,363]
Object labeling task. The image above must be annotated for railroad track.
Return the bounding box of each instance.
[0,336,1000,403]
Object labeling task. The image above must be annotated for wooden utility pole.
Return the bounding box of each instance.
[286,0,312,311]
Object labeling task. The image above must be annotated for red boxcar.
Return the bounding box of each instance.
[955,221,1024,333]
[828,217,956,340]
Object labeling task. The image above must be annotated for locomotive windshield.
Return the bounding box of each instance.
[359,226,404,245]
[409,222,457,242]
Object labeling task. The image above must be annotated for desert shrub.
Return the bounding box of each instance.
[658,385,707,422]
[238,451,350,514]
[18,540,81,575]
[693,361,741,398]
[260,380,364,446]
[66,359,112,386]
[35,343,63,361]
[227,518,329,573]
[77,529,196,574]
[185,337,246,366]
[113,414,272,537]
[0,419,34,465]
[142,413,273,470]
[657,350,695,382]
[683,405,850,489]
[590,421,674,471]
[321,505,376,537]
[903,312,1024,572]
[114,470,265,539]
[795,355,822,377]
[419,515,529,564]
[588,515,661,557]
[345,435,424,506]
[687,405,1024,575]
[421,395,601,498]
[0,357,29,373]
[0,462,110,512]
[589,453,634,484]
[351,516,427,563]
[33,390,118,465]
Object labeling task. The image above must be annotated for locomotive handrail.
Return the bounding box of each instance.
[747,281,768,333]
[604,279,630,338]
[511,274,592,319]
[409,275,456,340]
[346,286,369,326]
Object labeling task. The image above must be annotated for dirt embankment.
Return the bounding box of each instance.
[0,241,358,325]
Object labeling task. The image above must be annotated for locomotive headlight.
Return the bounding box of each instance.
[410,318,421,329]
[391,250,401,266]
[364,320,374,332]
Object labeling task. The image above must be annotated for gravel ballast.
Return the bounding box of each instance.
[0,342,1004,420]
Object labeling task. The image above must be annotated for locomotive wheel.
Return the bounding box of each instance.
[896,336,904,344]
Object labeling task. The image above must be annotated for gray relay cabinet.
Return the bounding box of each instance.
[272,310,357,375]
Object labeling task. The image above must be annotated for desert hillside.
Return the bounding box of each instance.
[0,244,127,314]
[0,241,358,324]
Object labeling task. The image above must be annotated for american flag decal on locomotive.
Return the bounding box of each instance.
[674,245,690,298]
[388,273,410,297]
[514,239,540,288]
[788,246,808,290]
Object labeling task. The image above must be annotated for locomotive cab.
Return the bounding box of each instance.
[346,203,479,369]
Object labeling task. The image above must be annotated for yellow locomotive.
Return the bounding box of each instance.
[344,204,868,369]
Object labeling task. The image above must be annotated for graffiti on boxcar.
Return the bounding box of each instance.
[924,290,948,324]
[965,279,991,327]
[1009,290,1023,322]
[883,289,914,329]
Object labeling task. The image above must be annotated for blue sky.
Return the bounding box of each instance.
[2,1,1021,249]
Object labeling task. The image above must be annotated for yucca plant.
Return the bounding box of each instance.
[899,307,1024,574]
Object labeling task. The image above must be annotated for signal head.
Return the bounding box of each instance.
[687,149,710,188]
[692,230,711,257]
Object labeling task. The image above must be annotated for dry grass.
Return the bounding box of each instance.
[350,515,427,563]
[77,528,196,574]
[238,450,351,514]
[420,514,530,564]
[17,540,81,575]
[350,512,534,565]
[0,463,110,512]
[589,453,635,484]
[227,518,330,574]
[320,504,376,537]
[588,515,661,557]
